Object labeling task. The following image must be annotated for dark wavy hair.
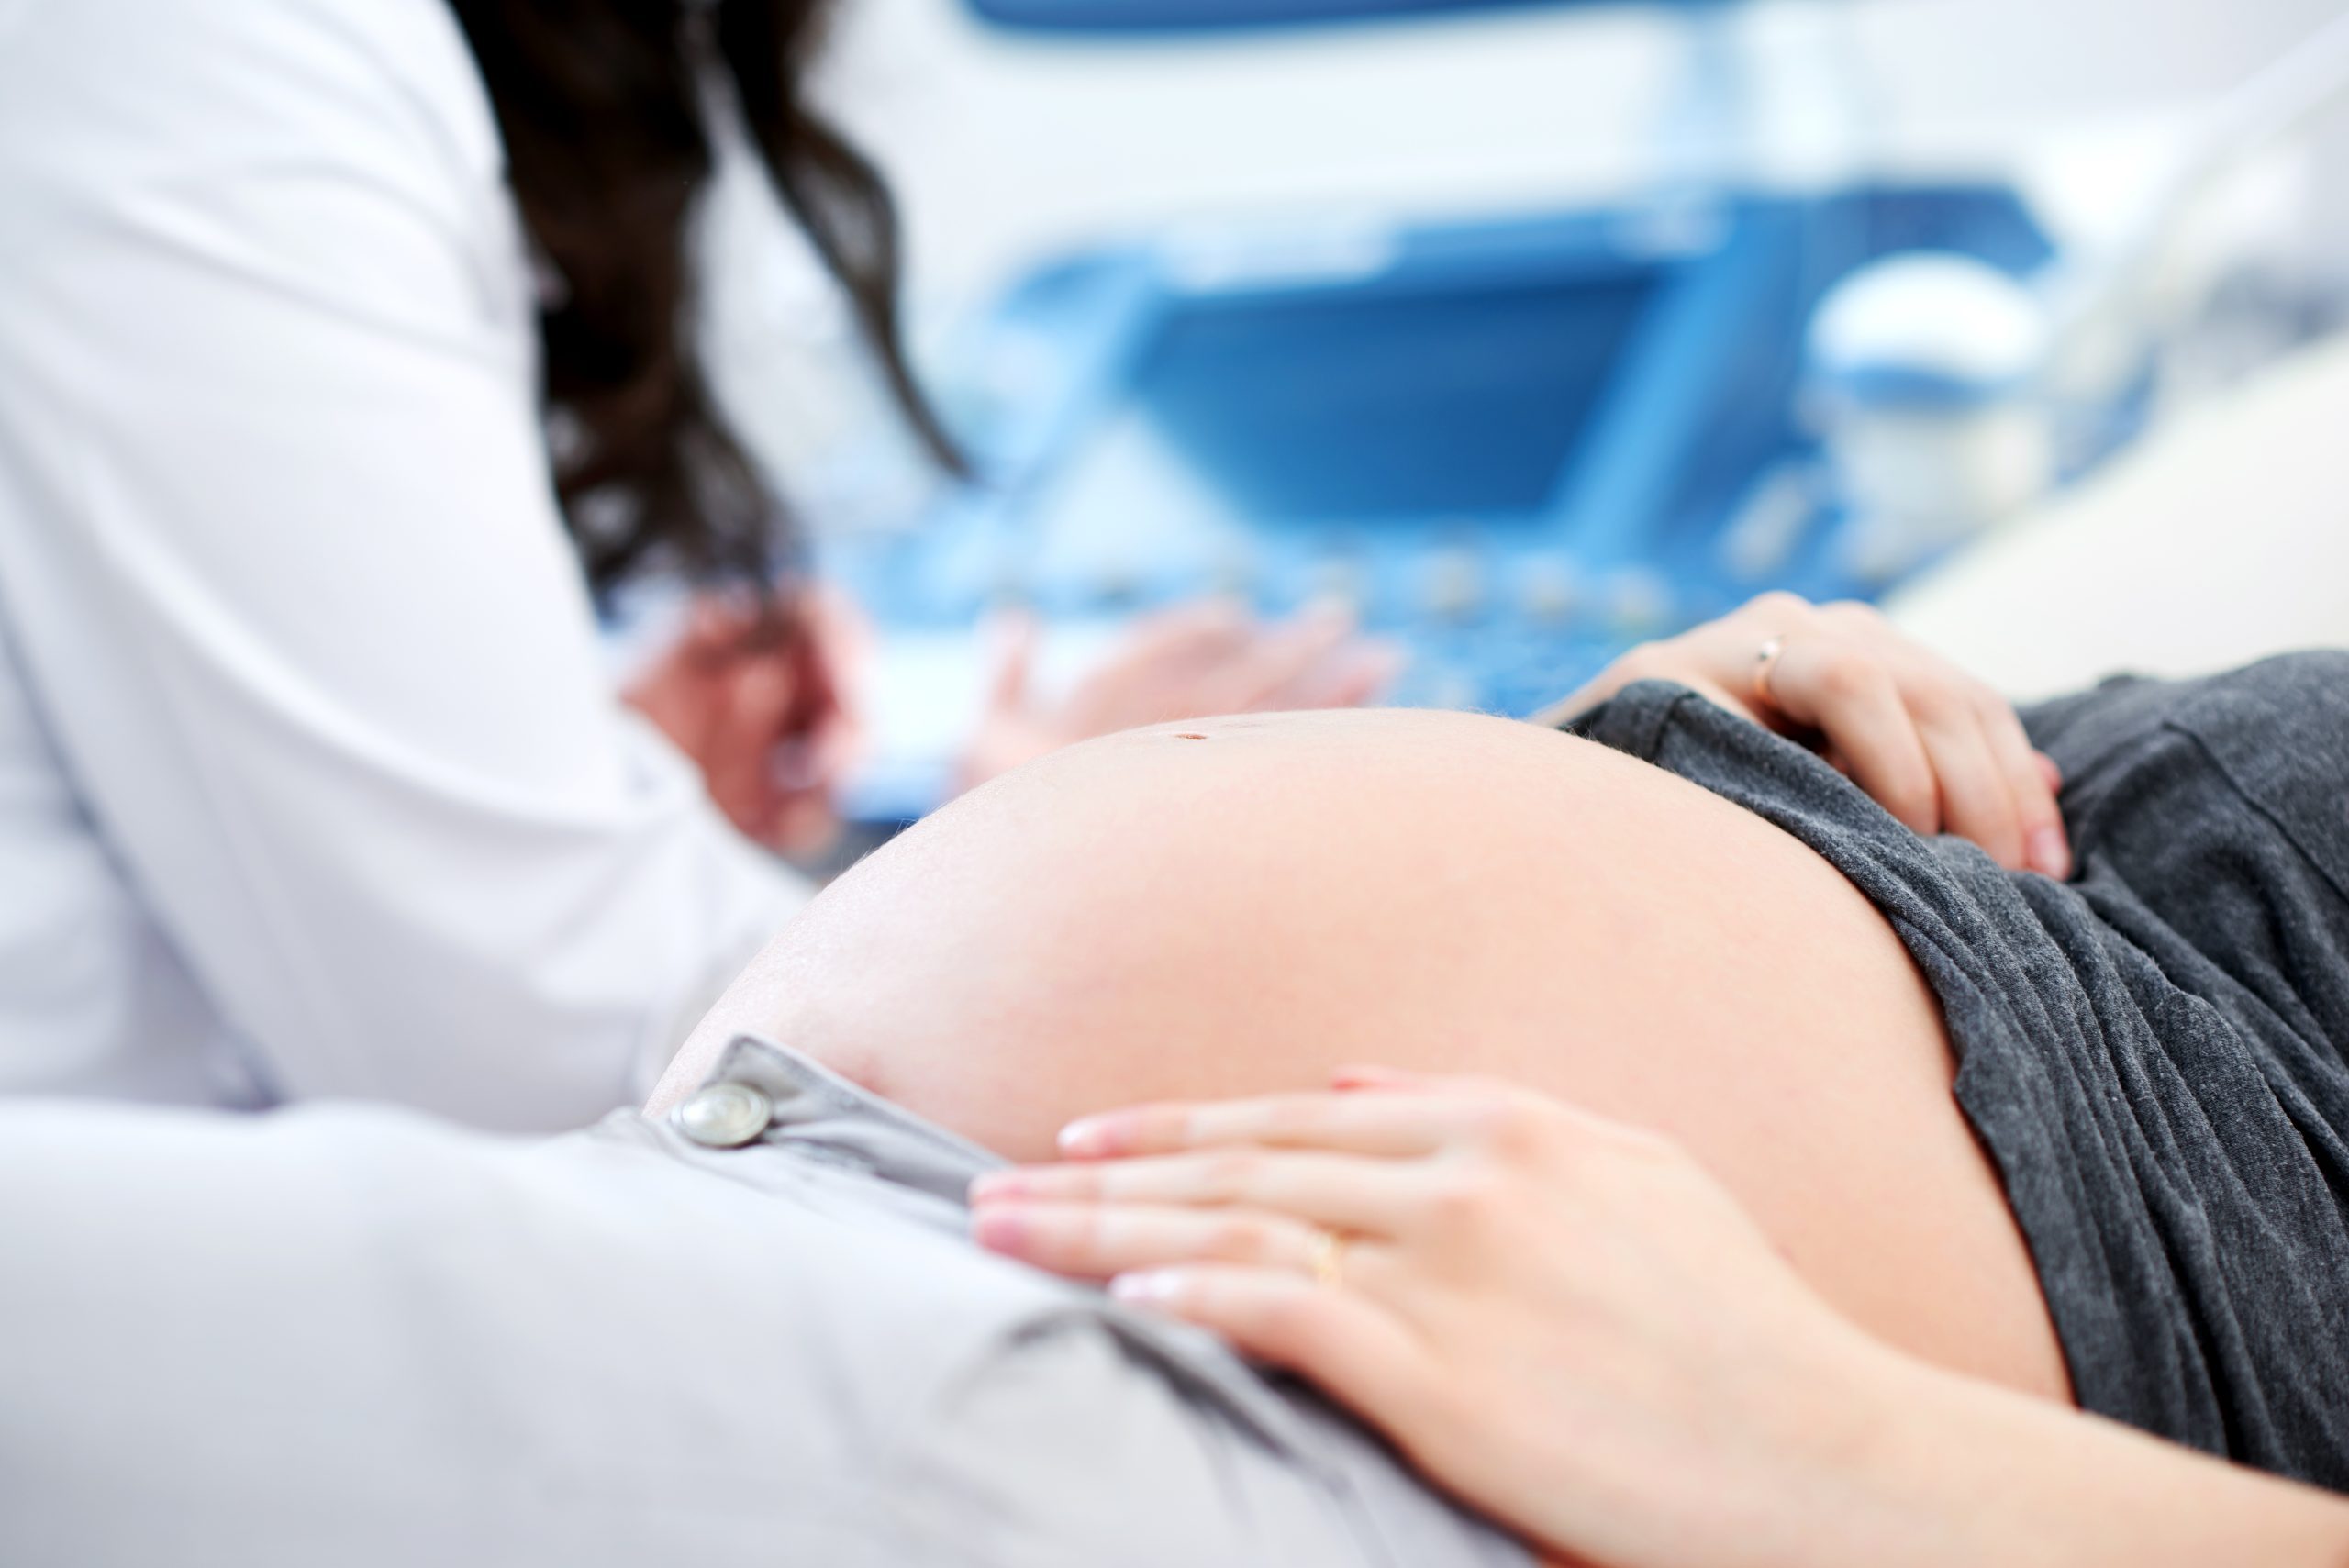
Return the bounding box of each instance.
[447,0,959,602]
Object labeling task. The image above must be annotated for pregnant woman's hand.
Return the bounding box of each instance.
[971,1072,2349,1568]
[969,1069,1919,1568]
[1544,592,2069,879]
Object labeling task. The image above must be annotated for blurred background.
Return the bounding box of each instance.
[687,0,2349,822]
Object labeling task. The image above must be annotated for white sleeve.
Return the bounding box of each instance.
[0,1101,1532,1568]
[0,0,807,1129]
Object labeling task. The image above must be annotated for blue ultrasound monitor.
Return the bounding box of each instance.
[819,0,2078,828]
[1129,270,1657,525]
[823,187,2058,824]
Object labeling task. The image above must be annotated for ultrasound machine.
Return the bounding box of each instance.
[818,0,2139,823]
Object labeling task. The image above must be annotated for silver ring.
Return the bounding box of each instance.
[1752,636,1787,707]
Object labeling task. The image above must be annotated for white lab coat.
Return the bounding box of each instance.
[0,0,809,1129]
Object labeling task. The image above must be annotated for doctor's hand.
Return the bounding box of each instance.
[970,1069,1914,1568]
[621,585,866,858]
[1543,592,2069,879]
[956,598,1399,790]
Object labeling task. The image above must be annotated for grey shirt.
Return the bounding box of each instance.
[0,1038,1529,1566]
[1572,653,2349,1491]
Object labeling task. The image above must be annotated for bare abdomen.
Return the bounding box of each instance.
[676,707,2074,1404]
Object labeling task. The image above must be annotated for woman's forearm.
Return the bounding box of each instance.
[1839,1354,2349,1568]
[975,1073,2349,1568]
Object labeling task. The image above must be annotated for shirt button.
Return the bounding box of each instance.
[673,1082,775,1149]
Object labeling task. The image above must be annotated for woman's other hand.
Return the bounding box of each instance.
[1544,593,2069,878]
[958,598,1400,790]
[969,1070,1913,1568]
[621,585,867,858]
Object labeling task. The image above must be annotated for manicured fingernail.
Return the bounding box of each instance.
[968,1171,1026,1204]
[2028,827,2072,881]
[972,1207,1030,1252]
[1110,1270,1182,1305]
[1057,1116,1121,1158]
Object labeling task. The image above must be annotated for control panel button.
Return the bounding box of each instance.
[1603,569,1675,638]
[1423,548,1482,624]
[1519,557,1581,627]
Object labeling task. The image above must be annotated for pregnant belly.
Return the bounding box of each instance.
[670,706,2073,1405]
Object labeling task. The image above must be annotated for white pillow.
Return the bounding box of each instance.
[1888,334,2349,699]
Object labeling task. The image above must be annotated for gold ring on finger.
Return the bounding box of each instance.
[1304,1227,1347,1289]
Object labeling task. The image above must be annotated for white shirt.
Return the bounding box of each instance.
[0,1041,1527,1566]
[0,0,809,1129]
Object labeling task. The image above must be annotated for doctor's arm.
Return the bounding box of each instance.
[0,0,797,1128]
